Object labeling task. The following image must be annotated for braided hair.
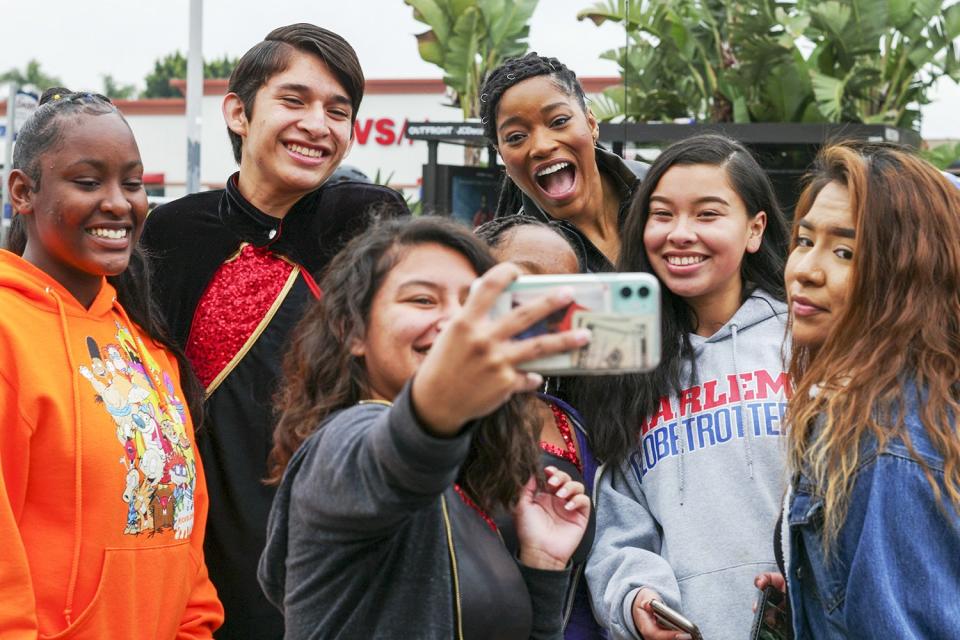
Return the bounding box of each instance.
[5,88,205,427]
[479,52,586,146]
[14,88,115,188]
[7,89,117,255]
[474,214,587,269]
[479,54,589,219]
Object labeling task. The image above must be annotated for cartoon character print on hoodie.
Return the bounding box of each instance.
[586,289,790,640]
[78,324,198,539]
[0,250,222,638]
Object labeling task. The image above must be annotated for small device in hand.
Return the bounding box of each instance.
[649,599,703,640]
[750,585,793,640]
[489,273,661,375]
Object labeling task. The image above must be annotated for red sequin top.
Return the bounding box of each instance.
[539,402,582,473]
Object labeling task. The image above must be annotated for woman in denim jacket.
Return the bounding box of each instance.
[755,141,960,638]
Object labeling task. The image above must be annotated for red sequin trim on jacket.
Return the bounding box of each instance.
[185,244,294,389]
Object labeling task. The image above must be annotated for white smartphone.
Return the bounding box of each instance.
[489,273,661,376]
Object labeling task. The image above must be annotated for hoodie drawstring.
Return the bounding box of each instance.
[730,324,755,479]
[46,288,84,626]
[113,302,173,418]
[674,394,685,505]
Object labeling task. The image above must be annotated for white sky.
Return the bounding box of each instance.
[2,0,958,138]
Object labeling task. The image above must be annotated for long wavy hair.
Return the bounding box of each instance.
[787,142,960,551]
[577,134,789,463]
[268,216,540,511]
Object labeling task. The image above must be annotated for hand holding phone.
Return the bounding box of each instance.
[631,589,702,640]
[750,584,793,640]
[649,600,703,640]
[489,273,661,375]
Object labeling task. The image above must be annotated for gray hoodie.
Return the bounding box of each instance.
[586,289,790,640]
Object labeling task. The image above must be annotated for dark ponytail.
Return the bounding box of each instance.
[4,215,26,255]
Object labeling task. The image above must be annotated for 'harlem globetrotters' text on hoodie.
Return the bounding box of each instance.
[586,289,790,640]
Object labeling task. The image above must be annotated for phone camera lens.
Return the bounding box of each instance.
[620,286,633,298]
[638,286,650,298]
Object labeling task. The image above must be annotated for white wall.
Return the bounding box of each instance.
[120,87,607,200]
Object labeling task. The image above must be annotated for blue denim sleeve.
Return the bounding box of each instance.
[842,452,960,636]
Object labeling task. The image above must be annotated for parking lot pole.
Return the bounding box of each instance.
[185,0,203,194]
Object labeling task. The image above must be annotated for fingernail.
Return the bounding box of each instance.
[574,329,591,344]
[556,488,569,498]
[548,475,561,486]
[552,286,575,302]
[564,501,577,510]
[526,372,543,388]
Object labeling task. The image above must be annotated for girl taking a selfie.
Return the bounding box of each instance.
[259,217,593,639]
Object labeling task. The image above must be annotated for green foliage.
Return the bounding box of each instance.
[102,74,137,100]
[205,54,238,79]
[372,168,423,214]
[405,0,539,119]
[142,52,238,98]
[0,59,62,92]
[578,0,960,130]
[920,140,960,169]
[143,52,187,98]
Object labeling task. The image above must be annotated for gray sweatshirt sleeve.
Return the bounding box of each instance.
[585,462,683,640]
[292,381,474,539]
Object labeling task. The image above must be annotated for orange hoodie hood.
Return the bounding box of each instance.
[0,249,222,638]
[0,248,118,315]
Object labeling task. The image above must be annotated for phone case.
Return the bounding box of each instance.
[490,273,661,376]
[649,600,703,640]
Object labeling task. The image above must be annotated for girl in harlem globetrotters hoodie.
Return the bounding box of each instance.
[0,89,221,638]
[586,291,790,640]
[582,135,792,640]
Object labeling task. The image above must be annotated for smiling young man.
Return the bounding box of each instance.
[141,24,407,640]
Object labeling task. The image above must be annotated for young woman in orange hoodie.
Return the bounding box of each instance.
[0,89,223,638]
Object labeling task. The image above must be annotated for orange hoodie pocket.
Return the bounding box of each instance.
[41,541,200,640]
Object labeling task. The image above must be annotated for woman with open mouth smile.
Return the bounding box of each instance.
[480,53,648,273]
